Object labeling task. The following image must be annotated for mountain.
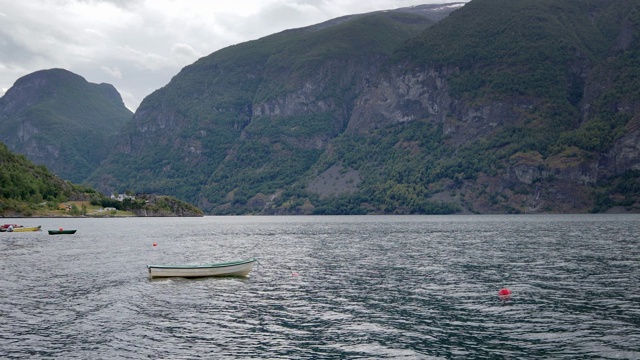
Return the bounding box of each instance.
[0,69,133,184]
[88,0,640,214]
[87,5,454,212]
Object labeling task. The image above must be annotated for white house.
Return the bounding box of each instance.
[110,193,135,201]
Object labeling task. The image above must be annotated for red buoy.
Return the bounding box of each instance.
[498,288,512,300]
[153,242,157,247]
[59,227,63,231]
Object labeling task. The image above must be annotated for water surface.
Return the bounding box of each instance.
[1,215,638,358]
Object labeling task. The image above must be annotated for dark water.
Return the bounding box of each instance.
[0,215,638,359]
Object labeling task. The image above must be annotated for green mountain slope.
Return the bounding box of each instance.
[87,8,442,211]
[89,1,640,214]
[0,69,133,183]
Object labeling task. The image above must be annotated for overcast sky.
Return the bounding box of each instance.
[0,0,467,111]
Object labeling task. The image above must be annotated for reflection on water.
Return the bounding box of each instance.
[1,215,639,358]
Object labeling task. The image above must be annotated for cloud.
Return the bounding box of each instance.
[101,66,122,79]
[171,43,201,60]
[0,0,468,111]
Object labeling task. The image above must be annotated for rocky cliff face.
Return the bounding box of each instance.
[346,55,640,213]
[600,122,640,177]
[336,0,640,214]
[348,65,455,133]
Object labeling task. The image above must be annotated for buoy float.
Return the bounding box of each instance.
[59,227,63,231]
[498,288,512,301]
[153,242,157,247]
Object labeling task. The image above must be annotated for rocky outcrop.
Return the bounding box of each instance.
[307,164,362,199]
[599,120,640,178]
[348,64,539,146]
[348,66,454,133]
[253,83,335,118]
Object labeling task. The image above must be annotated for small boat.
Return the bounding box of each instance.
[9,225,42,232]
[0,224,23,232]
[48,229,77,235]
[147,258,257,279]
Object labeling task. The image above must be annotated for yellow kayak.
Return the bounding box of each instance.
[10,225,42,232]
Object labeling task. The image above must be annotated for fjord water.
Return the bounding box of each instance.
[0,215,638,359]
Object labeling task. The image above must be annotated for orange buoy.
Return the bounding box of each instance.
[498,288,512,301]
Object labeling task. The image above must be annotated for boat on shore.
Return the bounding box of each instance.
[48,229,77,235]
[147,258,257,279]
[9,225,42,232]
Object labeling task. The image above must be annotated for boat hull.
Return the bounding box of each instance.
[48,230,77,235]
[10,226,41,232]
[147,259,256,279]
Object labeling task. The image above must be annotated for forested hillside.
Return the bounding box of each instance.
[0,142,97,216]
[0,142,203,217]
[86,0,640,214]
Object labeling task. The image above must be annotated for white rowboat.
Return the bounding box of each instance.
[147,258,257,279]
